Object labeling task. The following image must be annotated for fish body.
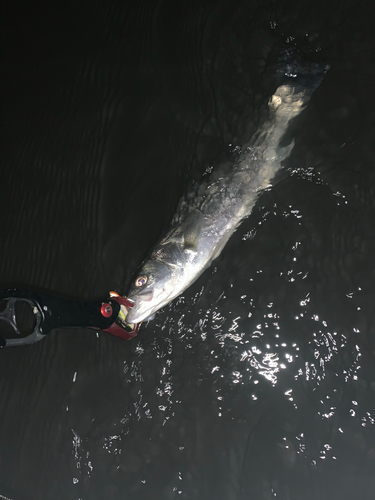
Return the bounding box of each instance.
[126,66,326,324]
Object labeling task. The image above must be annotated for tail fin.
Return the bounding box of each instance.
[276,46,330,100]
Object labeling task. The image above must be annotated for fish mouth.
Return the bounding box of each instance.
[126,302,154,324]
[126,295,155,324]
[126,288,166,324]
[135,288,154,301]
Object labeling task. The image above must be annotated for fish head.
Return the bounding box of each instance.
[126,258,179,324]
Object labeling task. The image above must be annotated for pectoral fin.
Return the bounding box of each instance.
[181,209,204,251]
[169,209,204,252]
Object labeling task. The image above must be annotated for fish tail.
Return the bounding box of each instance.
[276,46,330,98]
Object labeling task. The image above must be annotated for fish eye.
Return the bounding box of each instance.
[135,275,148,287]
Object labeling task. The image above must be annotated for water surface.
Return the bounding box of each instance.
[1,1,375,499]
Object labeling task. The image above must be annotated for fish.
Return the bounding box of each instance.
[126,57,328,324]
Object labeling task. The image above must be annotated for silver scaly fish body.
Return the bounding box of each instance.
[126,77,324,324]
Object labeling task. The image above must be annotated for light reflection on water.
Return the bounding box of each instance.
[152,207,372,470]
[65,199,375,497]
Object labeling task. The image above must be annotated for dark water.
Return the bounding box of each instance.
[1,1,375,499]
